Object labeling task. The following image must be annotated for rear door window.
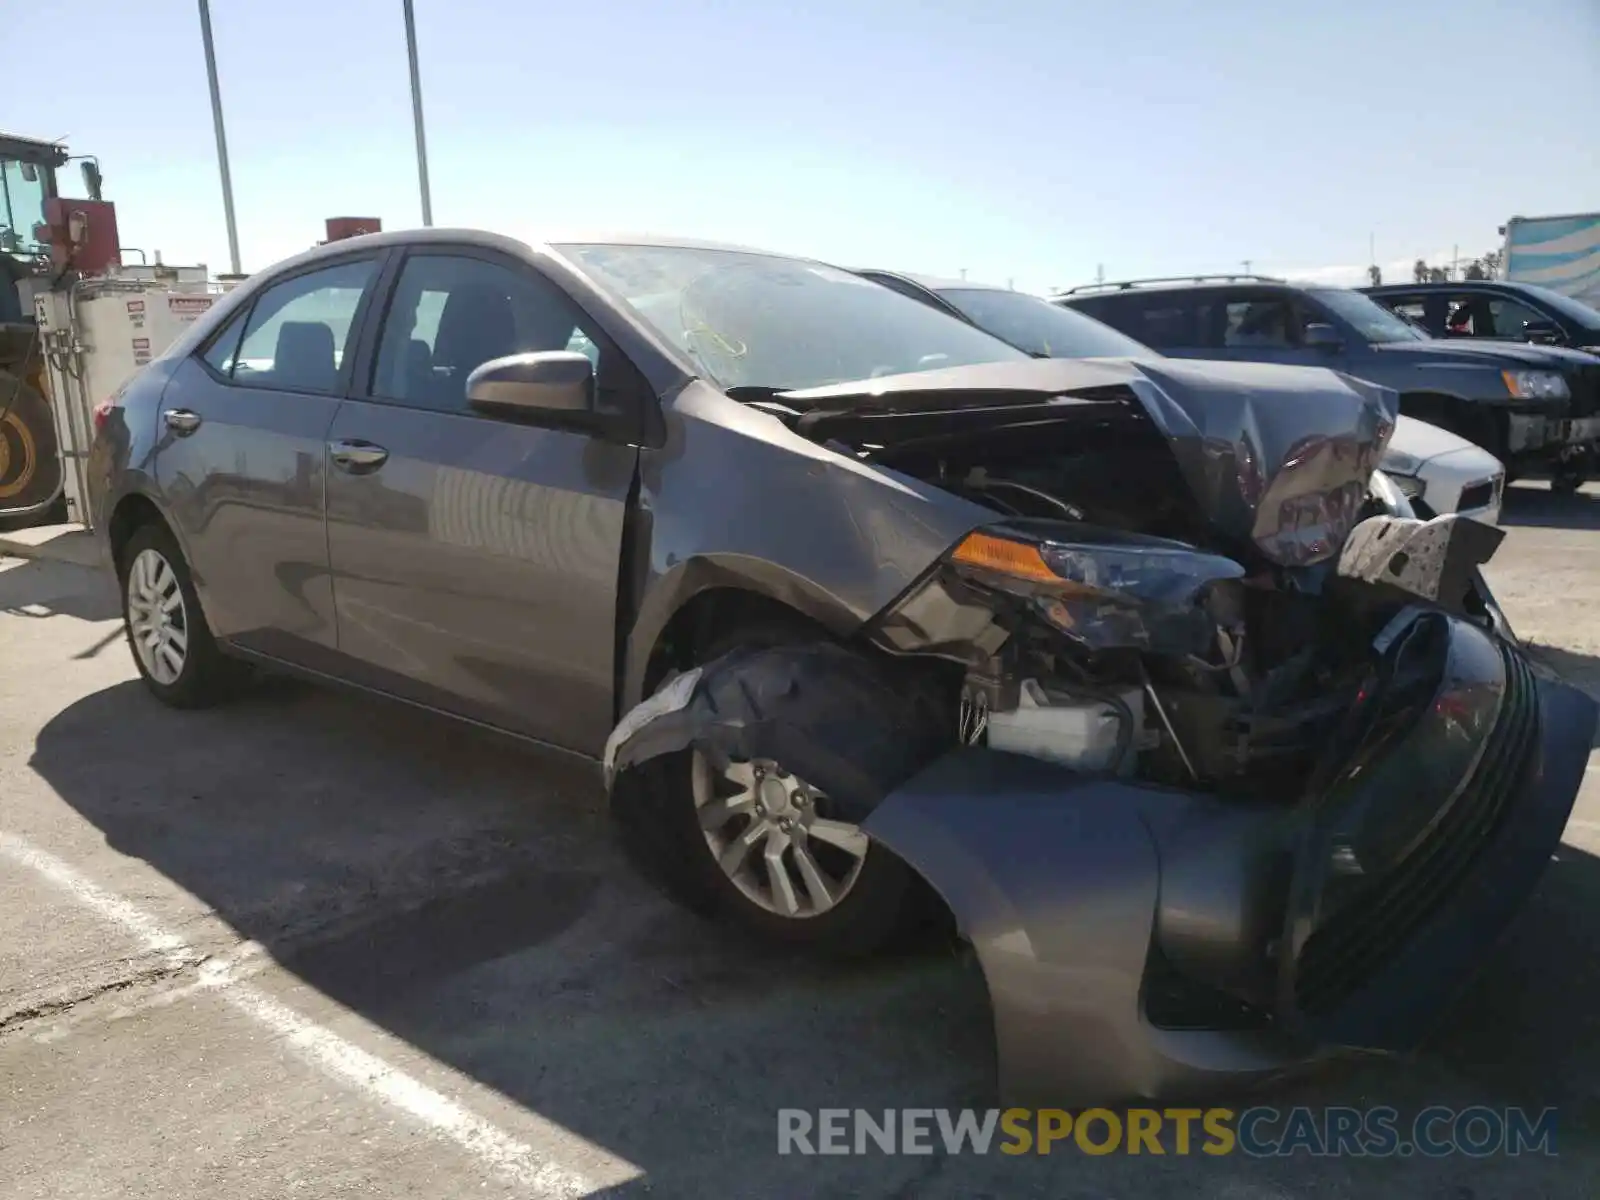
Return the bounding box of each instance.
[229,259,380,395]
[1376,294,1427,326]
[1223,297,1295,347]
[199,306,250,375]
[1076,294,1214,349]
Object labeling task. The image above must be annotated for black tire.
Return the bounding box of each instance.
[616,619,934,959]
[0,372,62,517]
[1549,468,1586,497]
[118,521,250,708]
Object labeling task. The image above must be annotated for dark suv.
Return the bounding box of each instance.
[1362,279,1600,356]
[1058,275,1600,490]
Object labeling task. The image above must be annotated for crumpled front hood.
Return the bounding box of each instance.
[780,356,1398,567]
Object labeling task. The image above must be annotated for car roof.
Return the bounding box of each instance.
[858,268,1011,294]
[1061,280,1304,301]
[1363,280,1525,294]
[246,228,825,280]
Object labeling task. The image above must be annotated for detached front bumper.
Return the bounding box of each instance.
[862,620,1596,1106]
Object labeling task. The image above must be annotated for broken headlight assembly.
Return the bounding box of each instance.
[946,525,1247,656]
[1366,468,1418,520]
[1377,451,1426,502]
[938,527,1251,779]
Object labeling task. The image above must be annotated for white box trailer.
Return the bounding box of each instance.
[32,273,229,528]
[1502,212,1600,307]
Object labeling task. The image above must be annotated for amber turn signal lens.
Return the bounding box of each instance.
[949,531,1061,584]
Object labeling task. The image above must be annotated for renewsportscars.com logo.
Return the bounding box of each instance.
[777,1107,1558,1158]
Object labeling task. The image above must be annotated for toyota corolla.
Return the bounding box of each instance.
[89,231,1595,1105]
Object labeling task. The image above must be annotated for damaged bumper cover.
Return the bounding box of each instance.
[606,621,1595,1107]
[864,619,1594,1105]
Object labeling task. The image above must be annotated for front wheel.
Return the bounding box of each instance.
[656,742,919,957]
[119,522,249,708]
[1549,466,1587,497]
[618,628,936,957]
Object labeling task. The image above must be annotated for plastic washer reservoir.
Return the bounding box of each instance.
[984,679,1144,773]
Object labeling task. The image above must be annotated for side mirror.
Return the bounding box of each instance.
[1520,318,1563,345]
[80,160,104,202]
[1304,322,1342,352]
[466,351,598,428]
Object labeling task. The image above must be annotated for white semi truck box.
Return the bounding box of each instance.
[1502,212,1600,307]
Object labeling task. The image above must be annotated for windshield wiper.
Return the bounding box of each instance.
[723,385,795,403]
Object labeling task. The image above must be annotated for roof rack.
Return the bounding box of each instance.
[1055,273,1286,297]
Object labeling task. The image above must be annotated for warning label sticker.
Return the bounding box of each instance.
[168,296,215,320]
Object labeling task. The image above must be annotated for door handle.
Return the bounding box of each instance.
[163,408,202,435]
[329,439,389,473]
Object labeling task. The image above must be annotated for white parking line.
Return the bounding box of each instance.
[1,832,195,965]
[0,832,634,1198]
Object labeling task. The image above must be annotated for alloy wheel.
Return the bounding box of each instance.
[126,548,190,685]
[691,750,869,918]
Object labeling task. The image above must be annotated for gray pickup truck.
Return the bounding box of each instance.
[1057,275,1600,491]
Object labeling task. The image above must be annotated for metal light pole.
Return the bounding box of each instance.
[196,0,242,275]
[402,0,434,226]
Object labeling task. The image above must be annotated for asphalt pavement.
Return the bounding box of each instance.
[4,485,1600,1198]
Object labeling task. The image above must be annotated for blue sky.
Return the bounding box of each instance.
[11,0,1599,292]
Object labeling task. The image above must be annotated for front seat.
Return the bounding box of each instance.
[271,321,339,393]
[431,285,519,406]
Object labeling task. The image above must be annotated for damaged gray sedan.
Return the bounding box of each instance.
[91,232,1596,1108]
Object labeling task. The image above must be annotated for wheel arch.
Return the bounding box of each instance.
[1397,390,1508,459]
[104,490,225,631]
[106,491,168,576]
[621,556,870,715]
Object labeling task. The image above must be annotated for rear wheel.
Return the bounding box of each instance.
[119,522,249,708]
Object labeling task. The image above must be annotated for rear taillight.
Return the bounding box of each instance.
[92,398,118,431]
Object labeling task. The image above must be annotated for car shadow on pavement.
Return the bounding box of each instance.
[1500,483,1600,531]
[0,556,120,624]
[27,675,1600,1198]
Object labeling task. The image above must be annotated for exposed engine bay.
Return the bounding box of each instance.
[767,360,1509,796]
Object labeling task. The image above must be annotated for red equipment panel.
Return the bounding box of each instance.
[39,197,122,275]
[325,217,382,242]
